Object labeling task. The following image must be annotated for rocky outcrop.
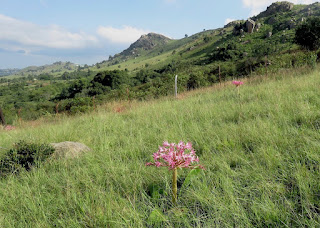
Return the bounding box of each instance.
[224,20,242,28]
[119,33,171,58]
[256,1,294,19]
[300,3,320,17]
[50,141,91,159]
[246,19,255,33]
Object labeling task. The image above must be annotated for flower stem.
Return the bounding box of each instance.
[237,86,242,122]
[172,168,178,205]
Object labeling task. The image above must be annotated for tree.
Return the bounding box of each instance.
[88,70,132,96]
[0,107,6,125]
[295,17,320,50]
[56,79,88,100]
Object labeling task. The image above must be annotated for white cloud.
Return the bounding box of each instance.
[97,25,150,44]
[0,14,98,52]
[242,0,319,16]
[225,18,236,25]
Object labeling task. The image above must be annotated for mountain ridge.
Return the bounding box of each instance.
[3,1,320,78]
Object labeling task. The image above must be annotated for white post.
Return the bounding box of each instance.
[175,75,178,98]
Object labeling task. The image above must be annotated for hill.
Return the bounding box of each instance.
[4,1,320,78]
[0,67,319,226]
[112,33,172,61]
[0,68,20,77]
[4,61,81,78]
[1,1,320,123]
[93,1,319,74]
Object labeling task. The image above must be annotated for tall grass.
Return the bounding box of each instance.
[0,68,319,227]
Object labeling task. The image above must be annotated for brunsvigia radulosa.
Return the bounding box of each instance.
[146,141,204,205]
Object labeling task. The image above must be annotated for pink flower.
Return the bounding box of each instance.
[232,80,244,87]
[163,141,170,147]
[146,141,204,170]
[185,142,192,150]
[4,125,15,131]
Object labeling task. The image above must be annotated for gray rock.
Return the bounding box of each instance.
[266,31,273,38]
[308,8,312,16]
[246,19,255,33]
[255,23,262,31]
[50,141,91,159]
[288,20,296,29]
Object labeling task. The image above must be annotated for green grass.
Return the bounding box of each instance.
[0,68,319,227]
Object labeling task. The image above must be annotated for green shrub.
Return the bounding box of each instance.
[187,72,209,90]
[295,17,320,50]
[0,141,55,176]
[59,97,93,114]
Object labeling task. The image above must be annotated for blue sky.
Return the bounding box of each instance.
[0,0,317,68]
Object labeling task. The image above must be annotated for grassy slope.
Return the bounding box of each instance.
[0,68,320,227]
[99,29,230,72]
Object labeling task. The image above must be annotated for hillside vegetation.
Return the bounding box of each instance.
[0,67,319,227]
[0,61,81,79]
[0,2,318,120]
[1,2,320,123]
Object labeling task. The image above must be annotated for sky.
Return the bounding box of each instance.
[0,0,317,69]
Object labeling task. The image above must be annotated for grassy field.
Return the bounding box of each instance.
[0,67,319,227]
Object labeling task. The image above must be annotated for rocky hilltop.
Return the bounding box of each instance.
[125,33,171,52]
[256,1,294,18]
[109,33,172,62]
[254,1,320,21]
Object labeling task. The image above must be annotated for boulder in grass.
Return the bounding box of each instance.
[50,141,91,159]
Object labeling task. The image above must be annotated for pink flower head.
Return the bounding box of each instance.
[4,125,15,131]
[232,80,244,87]
[146,141,204,170]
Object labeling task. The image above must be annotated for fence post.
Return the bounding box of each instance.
[219,65,222,86]
[55,102,60,114]
[126,88,130,101]
[18,108,22,124]
[0,107,6,126]
[93,96,96,111]
[265,55,268,76]
[175,75,178,98]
